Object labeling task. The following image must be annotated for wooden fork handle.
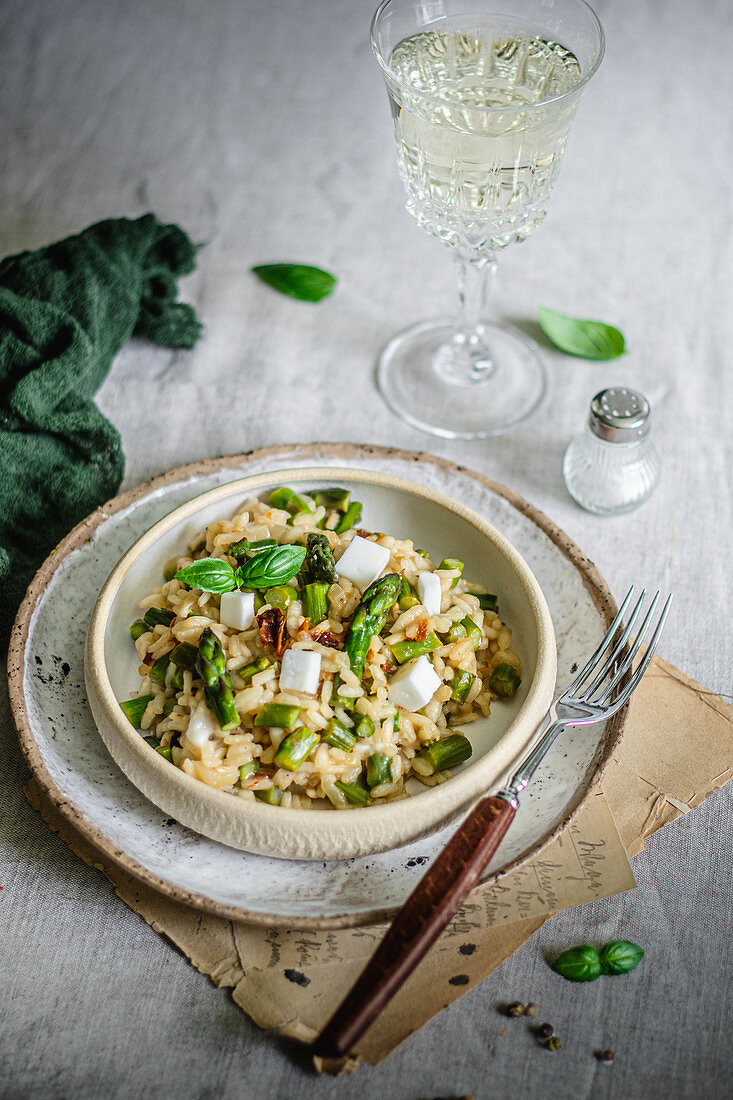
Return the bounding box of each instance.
[311,793,516,1060]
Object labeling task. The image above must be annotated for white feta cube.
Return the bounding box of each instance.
[219,590,255,631]
[279,649,321,695]
[417,571,442,616]
[388,655,441,712]
[336,535,391,589]
[186,700,219,746]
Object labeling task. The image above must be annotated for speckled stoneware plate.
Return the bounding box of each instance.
[84,468,556,862]
[9,444,625,928]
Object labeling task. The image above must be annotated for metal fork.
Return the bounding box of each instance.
[313,586,672,1062]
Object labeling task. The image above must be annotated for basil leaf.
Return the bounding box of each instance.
[251,263,337,303]
[236,544,307,588]
[174,558,237,594]
[551,944,602,982]
[599,940,644,976]
[538,306,626,360]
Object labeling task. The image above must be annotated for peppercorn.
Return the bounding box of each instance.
[546,1036,562,1051]
[506,1001,525,1017]
[597,1049,615,1063]
[524,1002,539,1017]
[537,1023,554,1039]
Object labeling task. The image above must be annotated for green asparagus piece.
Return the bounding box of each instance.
[156,745,173,762]
[335,779,371,807]
[304,532,336,584]
[393,711,400,732]
[149,654,171,685]
[228,537,277,561]
[162,696,178,717]
[166,664,184,692]
[268,486,315,517]
[163,558,179,582]
[130,618,149,642]
[460,616,482,650]
[302,581,330,623]
[438,558,464,588]
[445,621,467,643]
[169,642,198,670]
[322,718,357,752]
[366,753,393,788]
[273,728,320,770]
[489,663,522,699]
[414,548,430,559]
[353,713,376,739]
[143,607,176,629]
[254,787,283,805]
[416,733,472,774]
[238,656,271,683]
[238,761,259,783]
[310,487,350,512]
[477,593,498,612]
[398,577,420,611]
[143,735,160,748]
[389,632,441,665]
[331,675,357,712]
[254,702,302,728]
[450,669,476,704]
[196,627,240,731]
[345,573,401,679]
[334,501,363,534]
[264,585,298,611]
[120,695,154,728]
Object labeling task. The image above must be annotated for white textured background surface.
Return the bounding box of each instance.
[1,0,731,1097]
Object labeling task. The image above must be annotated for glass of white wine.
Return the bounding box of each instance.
[371,0,605,438]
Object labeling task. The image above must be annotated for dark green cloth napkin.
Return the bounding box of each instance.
[0,214,202,646]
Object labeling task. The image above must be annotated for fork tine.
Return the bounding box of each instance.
[598,594,673,714]
[595,591,662,706]
[562,585,636,698]
[581,588,649,699]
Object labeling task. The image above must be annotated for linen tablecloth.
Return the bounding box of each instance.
[2,1,731,1097]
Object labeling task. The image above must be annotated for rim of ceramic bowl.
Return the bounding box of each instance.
[85,466,557,860]
[8,442,626,929]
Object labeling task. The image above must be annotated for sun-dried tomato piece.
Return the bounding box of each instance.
[311,626,341,649]
[257,607,288,656]
[355,528,373,539]
[414,619,429,641]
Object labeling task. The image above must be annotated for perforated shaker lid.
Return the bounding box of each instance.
[588,387,651,442]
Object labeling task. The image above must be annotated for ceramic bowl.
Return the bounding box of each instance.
[85,467,556,860]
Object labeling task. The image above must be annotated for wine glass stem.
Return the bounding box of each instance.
[441,252,499,383]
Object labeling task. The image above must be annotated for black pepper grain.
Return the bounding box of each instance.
[546,1036,562,1051]
[597,1049,615,1063]
[537,1023,554,1039]
[506,1002,525,1017]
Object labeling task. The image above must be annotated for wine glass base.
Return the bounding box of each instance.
[376,318,547,439]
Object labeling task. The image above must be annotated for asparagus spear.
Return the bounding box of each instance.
[143,607,176,628]
[273,728,320,770]
[302,581,330,623]
[416,733,472,773]
[169,641,198,670]
[196,627,240,731]
[264,585,298,611]
[255,787,283,805]
[345,573,401,679]
[120,695,154,728]
[398,577,420,611]
[238,656,271,683]
[268,486,315,518]
[353,713,375,739]
[304,532,336,584]
[489,663,521,699]
[389,632,441,665]
[130,618,148,641]
[255,702,302,728]
[450,668,476,704]
[310,487,350,512]
[149,654,171,685]
[322,718,357,752]
[366,753,392,788]
[437,558,464,589]
[477,593,498,612]
[334,501,363,534]
[238,761,258,783]
[335,779,371,806]
[228,537,277,561]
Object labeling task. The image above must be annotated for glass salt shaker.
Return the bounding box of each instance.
[563,387,660,515]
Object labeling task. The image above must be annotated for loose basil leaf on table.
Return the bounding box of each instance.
[552,944,603,982]
[174,558,237,594]
[537,306,626,360]
[251,263,337,303]
[236,544,307,588]
[599,940,644,975]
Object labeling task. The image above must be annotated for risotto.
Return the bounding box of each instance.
[119,485,522,810]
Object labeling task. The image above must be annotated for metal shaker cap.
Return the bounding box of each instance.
[588,387,651,443]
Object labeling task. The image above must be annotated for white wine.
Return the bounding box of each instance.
[386,24,584,250]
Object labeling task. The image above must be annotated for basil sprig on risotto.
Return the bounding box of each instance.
[175,544,307,593]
